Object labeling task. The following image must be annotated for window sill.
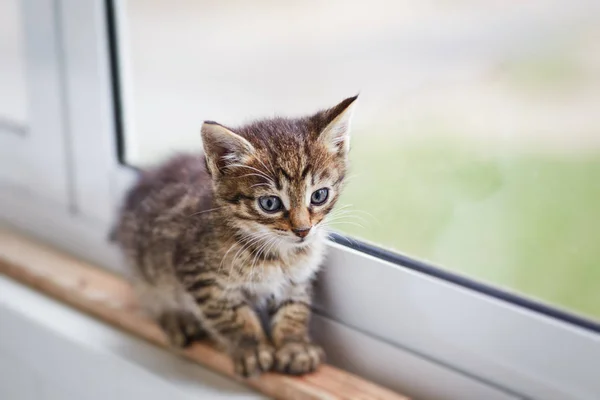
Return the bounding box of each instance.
[0,228,408,400]
[0,275,263,400]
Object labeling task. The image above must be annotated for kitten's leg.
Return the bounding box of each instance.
[133,280,207,348]
[158,310,208,348]
[183,277,274,377]
[268,284,325,375]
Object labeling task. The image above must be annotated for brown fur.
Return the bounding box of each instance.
[114,96,356,376]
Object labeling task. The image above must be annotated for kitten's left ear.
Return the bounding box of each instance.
[316,95,358,155]
[201,121,255,176]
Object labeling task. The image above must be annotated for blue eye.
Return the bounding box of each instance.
[310,188,329,205]
[258,196,282,212]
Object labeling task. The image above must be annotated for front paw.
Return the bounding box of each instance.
[232,341,274,377]
[274,341,325,375]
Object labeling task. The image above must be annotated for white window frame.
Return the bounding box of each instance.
[0,1,598,399]
[0,0,71,207]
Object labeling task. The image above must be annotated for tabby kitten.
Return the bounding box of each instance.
[114,96,357,376]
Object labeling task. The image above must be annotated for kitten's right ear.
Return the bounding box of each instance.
[201,121,255,176]
[315,95,358,155]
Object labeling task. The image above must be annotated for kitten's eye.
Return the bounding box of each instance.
[310,188,329,205]
[258,196,282,213]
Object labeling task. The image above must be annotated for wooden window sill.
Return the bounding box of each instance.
[0,228,408,400]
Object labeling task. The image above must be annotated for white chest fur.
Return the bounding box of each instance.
[244,240,326,302]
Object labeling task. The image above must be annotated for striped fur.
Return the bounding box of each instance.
[115,96,356,376]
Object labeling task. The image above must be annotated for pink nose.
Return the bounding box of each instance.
[292,227,311,238]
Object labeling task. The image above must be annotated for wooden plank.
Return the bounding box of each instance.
[0,229,408,400]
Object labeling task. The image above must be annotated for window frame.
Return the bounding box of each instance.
[0,0,71,207]
[0,1,598,399]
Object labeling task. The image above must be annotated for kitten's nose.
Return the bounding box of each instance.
[292,227,311,239]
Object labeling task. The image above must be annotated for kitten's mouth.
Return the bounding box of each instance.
[293,228,322,245]
[294,236,313,246]
[274,230,315,247]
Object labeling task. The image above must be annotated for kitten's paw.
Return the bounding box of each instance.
[158,311,207,348]
[274,341,325,375]
[232,342,275,377]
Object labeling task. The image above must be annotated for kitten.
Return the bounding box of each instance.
[114,96,357,376]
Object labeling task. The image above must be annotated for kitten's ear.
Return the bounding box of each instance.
[316,95,358,155]
[201,121,255,175]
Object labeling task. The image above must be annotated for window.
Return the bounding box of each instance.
[0,1,598,399]
[117,0,600,321]
[0,0,70,205]
[0,0,27,136]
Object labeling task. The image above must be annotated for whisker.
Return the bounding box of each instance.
[187,207,223,217]
[219,241,240,272]
[236,173,274,182]
[255,157,277,178]
[327,214,369,225]
[219,230,265,271]
[227,163,275,185]
[267,159,276,177]
[322,220,365,229]
[326,213,370,225]
[250,182,273,188]
[249,236,276,277]
[227,231,271,273]
[342,173,361,183]
[330,204,379,225]
[265,236,280,259]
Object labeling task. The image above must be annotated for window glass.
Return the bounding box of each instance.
[0,0,27,134]
[117,0,600,320]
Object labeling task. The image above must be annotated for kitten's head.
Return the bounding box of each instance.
[201,96,357,249]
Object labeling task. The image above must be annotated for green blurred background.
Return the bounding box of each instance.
[338,136,600,320]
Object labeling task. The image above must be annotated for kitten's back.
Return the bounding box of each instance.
[122,153,211,214]
[114,153,214,260]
